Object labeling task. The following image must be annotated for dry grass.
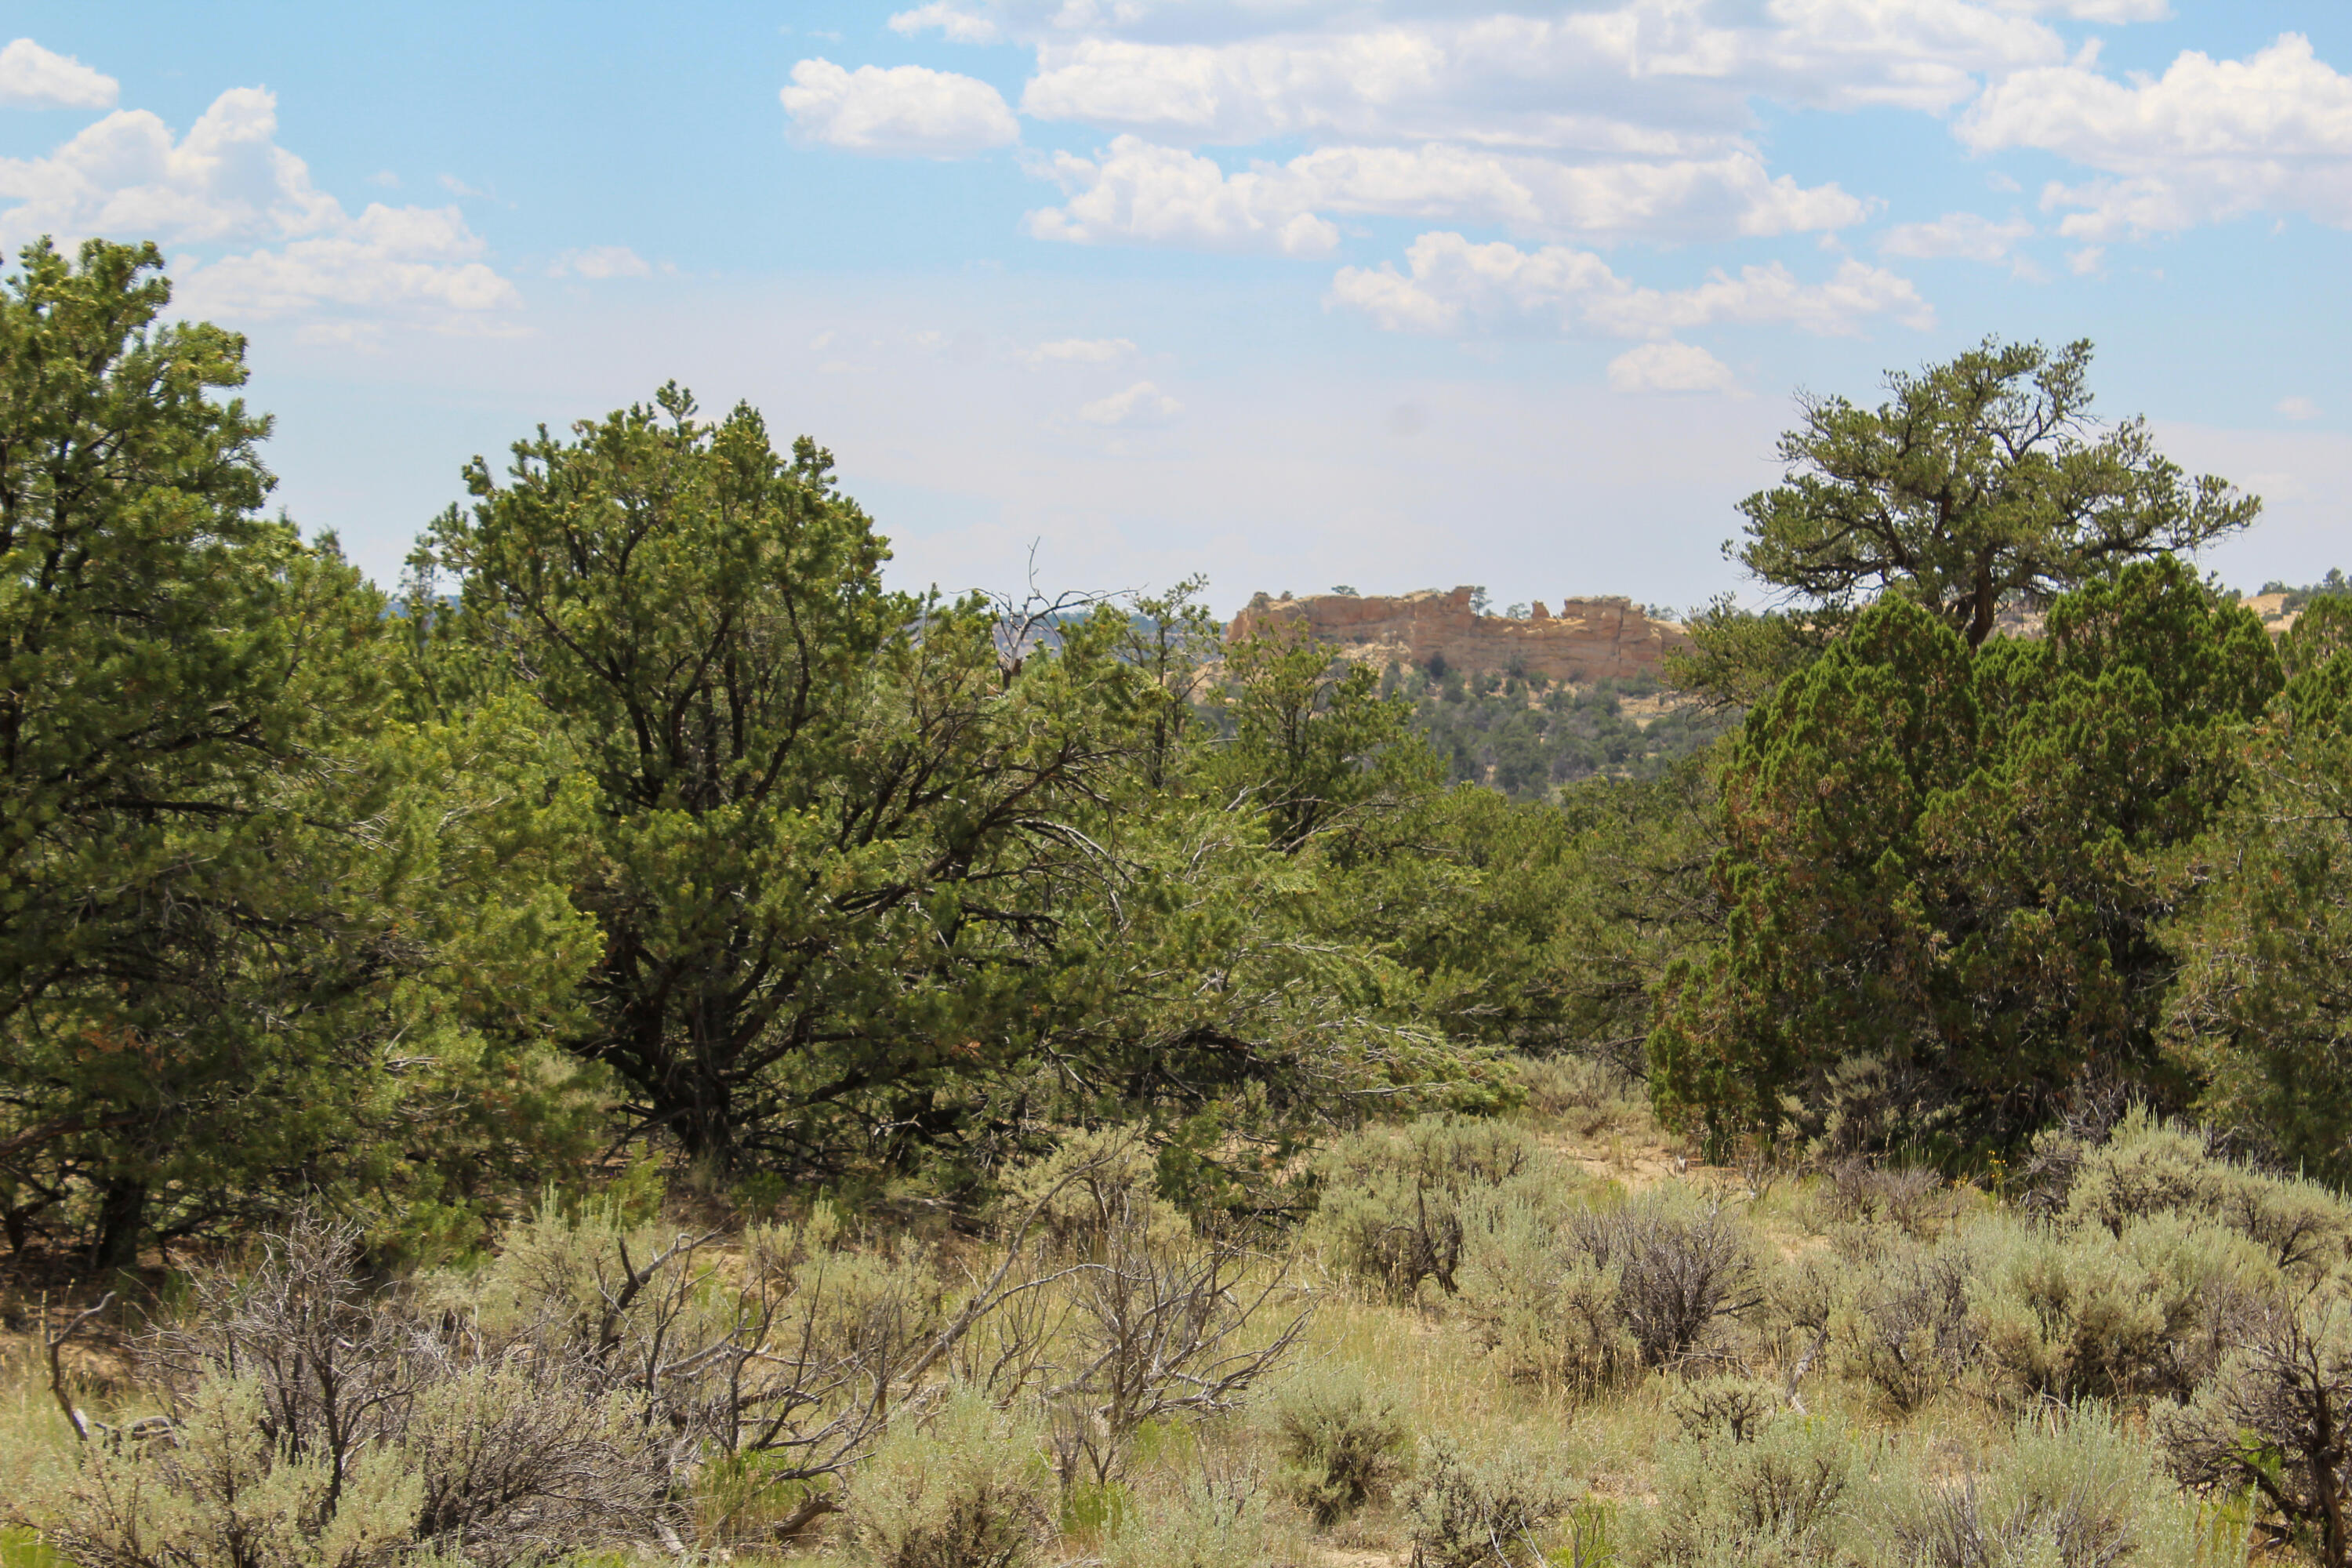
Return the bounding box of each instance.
[0,1091,2279,1568]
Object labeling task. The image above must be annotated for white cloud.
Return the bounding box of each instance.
[2067,244,2105,274]
[1077,379,1181,426]
[1878,211,2037,270]
[1330,230,1933,339]
[0,38,118,111]
[1027,137,1338,255]
[1018,5,2066,150]
[1028,336,1135,363]
[1987,0,2169,20]
[0,87,341,246]
[889,3,1002,45]
[0,85,519,331]
[1027,135,1865,253]
[550,244,651,278]
[1959,34,2352,238]
[2277,396,2321,421]
[1608,341,1740,395]
[781,58,1019,158]
[178,203,519,324]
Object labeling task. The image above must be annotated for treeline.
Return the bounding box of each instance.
[7,241,2352,1273]
[0,241,1669,1269]
[1388,665,1735,799]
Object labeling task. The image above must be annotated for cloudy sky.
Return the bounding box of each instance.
[3,2,2347,615]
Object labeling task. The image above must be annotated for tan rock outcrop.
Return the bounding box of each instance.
[1229,586,1688,684]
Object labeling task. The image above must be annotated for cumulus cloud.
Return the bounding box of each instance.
[889,3,1001,44]
[0,86,342,245]
[1330,230,1933,339]
[782,58,1019,157]
[1958,34,2352,238]
[1028,336,1136,363]
[0,38,117,111]
[1608,341,1740,395]
[1878,210,2037,267]
[1027,136,1865,253]
[1077,379,1182,426]
[178,203,518,323]
[1019,5,2066,149]
[2277,395,2321,421]
[1988,0,2169,20]
[550,245,652,278]
[1026,137,1338,255]
[0,85,519,331]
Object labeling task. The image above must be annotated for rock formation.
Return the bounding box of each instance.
[1228,587,1689,684]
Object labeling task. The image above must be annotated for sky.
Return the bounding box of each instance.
[2,2,2347,619]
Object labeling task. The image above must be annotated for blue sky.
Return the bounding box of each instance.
[3,2,2347,616]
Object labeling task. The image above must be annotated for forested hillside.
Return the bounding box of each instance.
[13,241,2352,1567]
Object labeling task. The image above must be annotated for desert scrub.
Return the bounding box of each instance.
[846,1388,1053,1568]
[1459,1186,1760,1388]
[15,1217,668,1568]
[1268,1362,1410,1526]
[1404,1437,1575,1568]
[2060,1107,2352,1276]
[1637,1412,1868,1568]
[1518,1054,1651,1138]
[1457,1195,1639,1388]
[1965,1210,2275,1405]
[1874,1405,2218,1568]
[1833,1229,1980,1414]
[1305,1114,1570,1301]
[1101,1452,1302,1568]
[2158,1290,2352,1567]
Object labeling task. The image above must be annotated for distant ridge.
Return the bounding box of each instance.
[1229,586,1689,684]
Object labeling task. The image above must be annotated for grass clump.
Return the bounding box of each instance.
[847,1388,1054,1568]
[1269,1363,1410,1526]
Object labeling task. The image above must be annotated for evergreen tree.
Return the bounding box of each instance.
[0,241,598,1266]
[1651,557,2278,1156]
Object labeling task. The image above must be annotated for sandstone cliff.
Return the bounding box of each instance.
[1228,586,1689,684]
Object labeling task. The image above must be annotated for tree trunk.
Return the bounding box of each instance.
[90,1176,145,1275]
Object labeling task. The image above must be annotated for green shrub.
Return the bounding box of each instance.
[1875,1405,2212,1568]
[2063,1107,2352,1276]
[1670,1375,1783,1444]
[847,1389,1053,1568]
[1519,1055,1649,1138]
[1837,1231,1979,1413]
[1457,1196,1639,1389]
[1404,1439,1574,1568]
[1639,1414,1866,1567]
[1571,1192,1762,1367]
[1966,1213,2273,1405]
[2159,1291,2352,1568]
[1101,1456,1296,1568]
[1307,1115,1567,1300]
[1269,1364,1410,1526]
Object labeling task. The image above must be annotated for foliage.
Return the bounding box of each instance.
[1457,1188,1759,1385]
[1878,1406,2210,1568]
[1269,1363,1410,1525]
[2160,1292,2352,1568]
[1404,1438,1573,1568]
[1652,558,2281,1155]
[0,238,601,1267]
[1306,1116,1563,1300]
[847,1388,1053,1568]
[1726,336,2258,654]
[13,1216,667,1568]
[1388,665,1732,800]
[2165,594,2352,1183]
[416,395,1478,1200]
[1639,1414,1864,1567]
